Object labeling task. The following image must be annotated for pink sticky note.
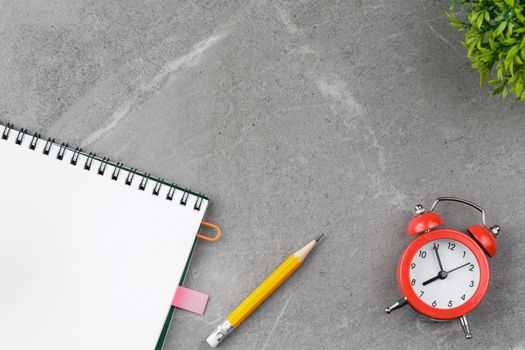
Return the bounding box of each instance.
[172,286,209,315]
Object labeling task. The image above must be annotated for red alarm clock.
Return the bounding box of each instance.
[385,197,500,339]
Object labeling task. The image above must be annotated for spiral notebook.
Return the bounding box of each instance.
[0,123,208,350]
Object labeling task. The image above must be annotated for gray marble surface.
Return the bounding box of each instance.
[1,0,525,349]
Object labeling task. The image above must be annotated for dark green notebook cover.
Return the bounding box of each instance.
[155,238,199,350]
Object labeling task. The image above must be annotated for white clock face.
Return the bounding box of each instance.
[409,239,480,309]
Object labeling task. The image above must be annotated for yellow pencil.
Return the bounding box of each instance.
[206,234,323,347]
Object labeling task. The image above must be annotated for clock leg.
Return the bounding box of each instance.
[385,297,407,314]
[460,315,472,339]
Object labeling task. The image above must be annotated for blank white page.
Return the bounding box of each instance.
[0,124,208,350]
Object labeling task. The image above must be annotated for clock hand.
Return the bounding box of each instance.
[446,262,470,274]
[422,275,440,286]
[433,244,444,272]
[422,244,447,287]
[422,268,449,286]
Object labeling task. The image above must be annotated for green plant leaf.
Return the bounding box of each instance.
[503,85,509,98]
[495,21,507,36]
[493,84,505,95]
[514,82,524,96]
[507,45,520,59]
[477,13,484,28]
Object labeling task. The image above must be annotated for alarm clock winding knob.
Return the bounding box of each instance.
[414,204,426,216]
[490,225,500,236]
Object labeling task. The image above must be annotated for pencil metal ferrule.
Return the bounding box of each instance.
[206,320,234,347]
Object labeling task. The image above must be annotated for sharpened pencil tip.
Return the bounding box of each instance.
[314,232,324,242]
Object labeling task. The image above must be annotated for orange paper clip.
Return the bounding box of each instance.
[196,221,222,241]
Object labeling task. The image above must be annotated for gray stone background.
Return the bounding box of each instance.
[1,0,524,349]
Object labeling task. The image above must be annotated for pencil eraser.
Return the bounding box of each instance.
[206,333,219,347]
[172,286,209,315]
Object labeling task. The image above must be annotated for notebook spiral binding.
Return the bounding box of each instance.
[1,123,206,211]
